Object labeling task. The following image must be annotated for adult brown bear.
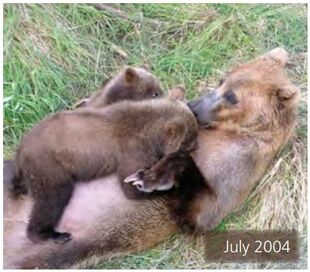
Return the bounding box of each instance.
[3,48,300,269]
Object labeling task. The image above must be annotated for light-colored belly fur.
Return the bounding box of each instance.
[3,175,137,268]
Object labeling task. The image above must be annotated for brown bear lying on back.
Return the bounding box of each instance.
[11,66,198,244]
[3,48,300,270]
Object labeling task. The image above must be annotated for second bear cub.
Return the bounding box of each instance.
[74,65,163,108]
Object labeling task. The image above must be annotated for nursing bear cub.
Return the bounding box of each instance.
[12,66,198,244]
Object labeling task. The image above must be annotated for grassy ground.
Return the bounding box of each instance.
[3,3,307,269]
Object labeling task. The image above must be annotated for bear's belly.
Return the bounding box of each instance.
[57,175,137,238]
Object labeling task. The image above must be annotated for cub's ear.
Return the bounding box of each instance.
[139,64,150,71]
[124,67,139,85]
[72,98,89,109]
[168,85,186,101]
[162,119,186,154]
[277,85,300,108]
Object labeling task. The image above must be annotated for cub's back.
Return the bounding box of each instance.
[104,98,197,135]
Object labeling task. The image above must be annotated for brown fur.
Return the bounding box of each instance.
[139,47,300,231]
[12,88,197,243]
[4,48,300,268]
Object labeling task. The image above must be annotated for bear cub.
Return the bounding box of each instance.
[12,68,198,244]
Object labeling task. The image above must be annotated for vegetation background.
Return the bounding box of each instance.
[3,3,307,269]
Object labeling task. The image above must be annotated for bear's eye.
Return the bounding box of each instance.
[223,89,238,105]
[152,92,159,98]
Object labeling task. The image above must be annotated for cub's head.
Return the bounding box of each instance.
[74,65,163,108]
[188,48,300,134]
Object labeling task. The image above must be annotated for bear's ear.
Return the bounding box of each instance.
[277,85,300,109]
[277,85,300,100]
[162,119,186,153]
[265,47,288,67]
[124,67,139,85]
[72,98,89,109]
[168,85,186,101]
[139,64,150,71]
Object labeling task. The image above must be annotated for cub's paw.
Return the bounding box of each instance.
[124,168,175,192]
[52,232,72,244]
[27,228,72,244]
[124,169,155,193]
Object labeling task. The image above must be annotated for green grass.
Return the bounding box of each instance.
[3,3,307,269]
